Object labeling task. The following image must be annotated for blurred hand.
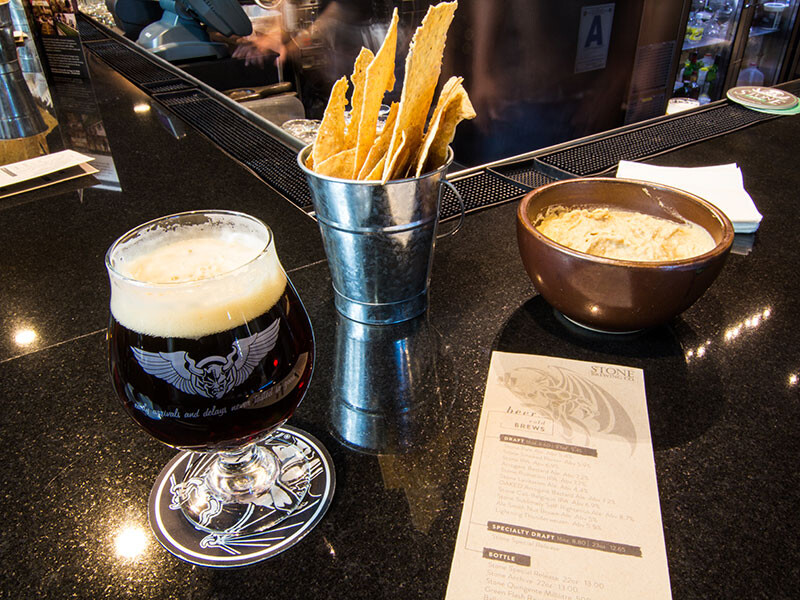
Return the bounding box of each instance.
[232,26,286,67]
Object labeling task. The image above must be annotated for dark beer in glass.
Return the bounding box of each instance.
[105,210,315,533]
[108,289,313,451]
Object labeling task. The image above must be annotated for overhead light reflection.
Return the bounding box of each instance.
[789,374,798,387]
[14,328,37,346]
[724,306,772,342]
[687,307,772,363]
[188,494,209,516]
[323,536,337,559]
[114,525,148,560]
[133,103,151,114]
[685,340,711,362]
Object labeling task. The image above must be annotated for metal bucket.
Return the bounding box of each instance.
[298,145,464,324]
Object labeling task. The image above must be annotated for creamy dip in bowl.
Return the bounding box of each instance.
[516,177,734,333]
[534,206,716,262]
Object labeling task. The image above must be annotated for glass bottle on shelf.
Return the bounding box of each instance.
[684,52,699,80]
[697,66,710,103]
[737,61,765,86]
[704,54,720,98]
[675,52,701,99]
[688,52,701,98]
[687,12,705,42]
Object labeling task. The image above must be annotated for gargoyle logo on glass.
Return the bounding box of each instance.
[132,319,280,399]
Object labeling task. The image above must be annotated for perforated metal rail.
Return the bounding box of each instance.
[75,15,107,41]
[76,14,798,221]
[83,38,191,91]
[528,79,800,180]
[158,90,314,208]
[534,104,776,178]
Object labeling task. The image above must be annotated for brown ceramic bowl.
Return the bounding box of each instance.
[516,177,735,333]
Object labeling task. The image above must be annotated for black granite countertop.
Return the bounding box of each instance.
[1,51,799,599]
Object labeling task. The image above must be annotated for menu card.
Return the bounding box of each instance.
[1,150,97,198]
[446,352,671,600]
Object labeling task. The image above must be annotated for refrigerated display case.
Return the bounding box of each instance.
[730,1,800,88]
[669,0,800,104]
[671,1,747,103]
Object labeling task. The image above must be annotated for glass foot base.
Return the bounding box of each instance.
[176,438,312,535]
[148,426,335,567]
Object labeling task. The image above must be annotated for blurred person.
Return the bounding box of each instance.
[233,1,398,117]
[452,0,633,165]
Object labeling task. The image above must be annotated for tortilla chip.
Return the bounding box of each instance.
[344,47,375,151]
[313,76,349,167]
[315,147,356,178]
[354,8,399,178]
[310,1,474,182]
[383,1,457,181]
[357,102,399,179]
[415,78,475,176]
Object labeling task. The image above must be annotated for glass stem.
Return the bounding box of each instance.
[205,443,280,503]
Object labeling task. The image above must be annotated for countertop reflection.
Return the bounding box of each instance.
[329,313,455,534]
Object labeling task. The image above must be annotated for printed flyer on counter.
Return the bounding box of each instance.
[27,0,89,78]
[446,352,671,600]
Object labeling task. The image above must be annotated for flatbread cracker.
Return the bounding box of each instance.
[344,47,375,152]
[388,143,414,181]
[315,147,356,178]
[307,2,473,184]
[383,1,457,180]
[357,102,399,179]
[381,131,407,184]
[313,76,349,167]
[364,156,387,181]
[354,9,399,178]
[415,78,475,176]
[413,76,461,175]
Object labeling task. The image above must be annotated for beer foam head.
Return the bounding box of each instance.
[107,212,287,339]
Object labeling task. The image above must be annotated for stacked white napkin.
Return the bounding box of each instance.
[615,161,762,233]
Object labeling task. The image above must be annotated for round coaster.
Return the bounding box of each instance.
[148,426,335,567]
[727,86,799,111]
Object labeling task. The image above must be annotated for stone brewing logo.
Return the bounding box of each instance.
[590,365,635,381]
[131,319,280,399]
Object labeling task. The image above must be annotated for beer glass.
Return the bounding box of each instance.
[105,210,314,534]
